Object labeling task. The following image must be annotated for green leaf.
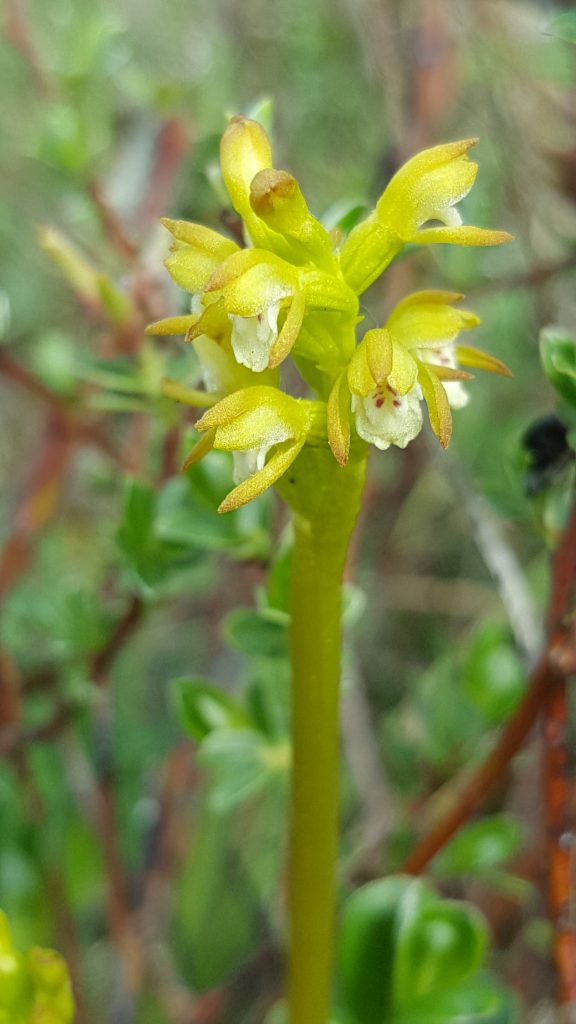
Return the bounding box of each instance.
[433,815,522,878]
[540,328,576,408]
[173,806,259,991]
[199,729,289,813]
[338,876,489,1024]
[223,608,289,660]
[549,12,576,44]
[464,624,524,725]
[172,678,248,741]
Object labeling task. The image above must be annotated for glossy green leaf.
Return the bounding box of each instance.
[339,876,489,1024]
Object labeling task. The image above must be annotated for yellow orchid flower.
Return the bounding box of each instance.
[183,386,323,512]
[204,247,357,372]
[148,117,512,511]
[328,291,511,464]
[339,140,513,294]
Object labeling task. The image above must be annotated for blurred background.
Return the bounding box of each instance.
[1,0,576,1020]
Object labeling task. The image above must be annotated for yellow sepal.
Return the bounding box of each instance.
[146,314,199,336]
[220,116,273,220]
[386,291,480,349]
[182,428,217,470]
[456,344,512,377]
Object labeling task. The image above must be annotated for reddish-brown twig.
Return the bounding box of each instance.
[4,0,55,99]
[402,506,576,876]
[87,179,139,263]
[0,412,73,601]
[543,678,576,1007]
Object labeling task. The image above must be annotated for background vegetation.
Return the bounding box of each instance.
[2,0,576,1021]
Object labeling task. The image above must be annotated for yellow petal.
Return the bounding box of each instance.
[186,299,230,343]
[196,386,304,436]
[205,248,289,292]
[413,226,513,246]
[347,341,375,397]
[219,438,305,512]
[387,295,480,349]
[390,289,465,313]
[418,364,452,448]
[269,290,306,368]
[223,264,294,316]
[182,427,217,470]
[388,340,418,396]
[455,344,512,377]
[220,116,273,218]
[365,329,393,384]
[327,372,351,466]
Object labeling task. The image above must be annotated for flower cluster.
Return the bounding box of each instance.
[148,116,511,511]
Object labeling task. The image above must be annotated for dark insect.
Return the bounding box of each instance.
[522,414,573,496]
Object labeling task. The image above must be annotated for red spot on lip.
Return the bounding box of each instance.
[392,399,401,408]
[375,396,384,408]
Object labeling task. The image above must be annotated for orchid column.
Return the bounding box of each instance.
[147,115,511,1024]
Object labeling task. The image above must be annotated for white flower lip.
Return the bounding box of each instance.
[352,383,423,451]
[229,302,280,372]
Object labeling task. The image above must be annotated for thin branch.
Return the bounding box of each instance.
[401,651,559,875]
[87,179,139,263]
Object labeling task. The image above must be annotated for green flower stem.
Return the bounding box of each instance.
[281,448,367,1024]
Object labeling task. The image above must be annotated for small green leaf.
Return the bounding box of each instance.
[540,328,576,408]
[172,679,248,741]
[199,729,289,812]
[433,815,522,878]
[223,608,289,660]
[464,624,524,725]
